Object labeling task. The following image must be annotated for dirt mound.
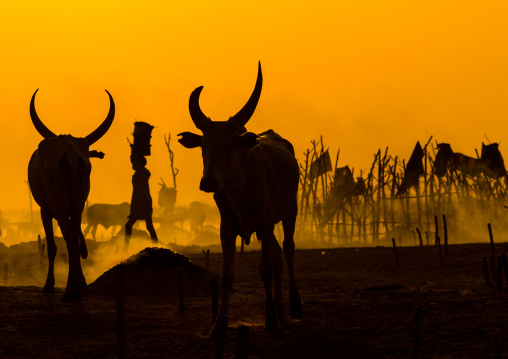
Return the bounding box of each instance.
[88,247,220,297]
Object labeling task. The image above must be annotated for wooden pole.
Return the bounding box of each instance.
[391,238,400,269]
[376,151,382,244]
[236,325,249,359]
[434,216,439,246]
[178,269,185,311]
[381,148,389,240]
[390,161,397,232]
[164,133,179,190]
[442,214,448,254]
[415,228,423,247]
[411,307,422,359]
[416,185,423,237]
[116,265,125,359]
[488,223,496,281]
[501,254,508,286]
[211,278,218,325]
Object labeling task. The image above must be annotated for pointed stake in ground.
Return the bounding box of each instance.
[501,254,508,286]
[488,223,496,281]
[442,214,448,254]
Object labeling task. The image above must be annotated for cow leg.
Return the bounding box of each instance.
[83,224,91,239]
[77,228,88,290]
[209,219,236,338]
[271,232,284,326]
[91,225,98,242]
[41,209,56,293]
[59,220,82,301]
[258,228,280,331]
[282,204,303,319]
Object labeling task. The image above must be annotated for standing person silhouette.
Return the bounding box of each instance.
[124,155,158,251]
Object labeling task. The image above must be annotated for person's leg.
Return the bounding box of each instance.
[124,217,136,251]
[145,216,158,242]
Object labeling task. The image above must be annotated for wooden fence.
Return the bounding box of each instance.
[295,137,508,247]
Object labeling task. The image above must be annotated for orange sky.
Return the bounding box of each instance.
[0,1,507,215]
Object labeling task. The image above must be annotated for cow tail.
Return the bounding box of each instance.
[65,149,88,259]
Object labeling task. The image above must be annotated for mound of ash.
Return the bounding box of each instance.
[88,247,220,297]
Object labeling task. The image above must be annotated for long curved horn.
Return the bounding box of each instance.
[30,89,57,139]
[189,86,211,130]
[84,90,115,145]
[229,61,263,129]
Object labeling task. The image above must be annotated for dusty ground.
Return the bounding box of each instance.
[1,240,507,358]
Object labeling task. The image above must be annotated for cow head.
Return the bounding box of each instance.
[178,62,262,193]
[30,89,115,145]
[433,142,453,177]
[481,142,507,178]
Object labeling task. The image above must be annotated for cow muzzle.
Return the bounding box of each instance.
[200,178,218,193]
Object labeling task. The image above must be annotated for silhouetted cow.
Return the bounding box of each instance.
[187,201,206,233]
[28,89,115,301]
[158,178,177,216]
[83,202,130,240]
[178,62,303,336]
[433,142,507,179]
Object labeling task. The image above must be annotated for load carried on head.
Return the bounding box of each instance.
[130,121,154,157]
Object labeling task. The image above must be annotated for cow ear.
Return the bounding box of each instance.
[178,132,202,148]
[235,132,260,149]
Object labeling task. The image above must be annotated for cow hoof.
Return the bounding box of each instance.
[80,245,88,259]
[289,292,303,319]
